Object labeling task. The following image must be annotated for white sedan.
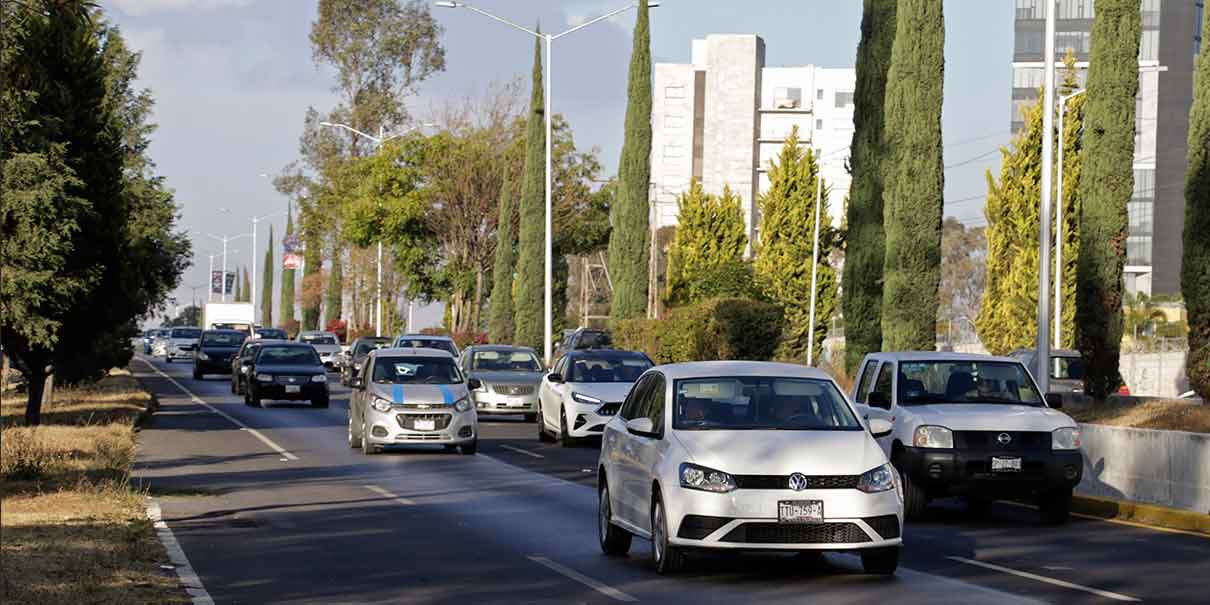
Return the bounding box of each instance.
[597,361,903,574]
[537,349,654,446]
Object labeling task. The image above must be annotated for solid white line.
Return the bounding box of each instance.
[499,444,545,459]
[147,500,215,605]
[138,358,299,461]
[527,556,638,603]
[364,484,417,506]
[946,556,1140,602]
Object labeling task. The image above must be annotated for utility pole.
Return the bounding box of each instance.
[1036,0,1056,395]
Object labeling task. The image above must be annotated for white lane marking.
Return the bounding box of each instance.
[499,444,544,459]
[526,556,638,603]
[147,500,215,605]
[365,484,416,505]
[999,499,1210,540]
[138,358,299,461]
[946,556,1140,602]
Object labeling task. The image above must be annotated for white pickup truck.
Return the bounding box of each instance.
[850,352,1083,524]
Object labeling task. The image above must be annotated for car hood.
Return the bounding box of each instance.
[255,363,327,376]
[566,382,635,403]
[469,370,543,385]
[904,404,1076,430]
[368,382,468,406]
[674,429,886,476]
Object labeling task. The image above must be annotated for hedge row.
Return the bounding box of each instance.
[613,298,784,364]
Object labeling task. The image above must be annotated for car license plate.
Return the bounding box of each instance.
[991,456,1022,472]
[508,397,526,407]
[414,419,436,431]
[778,500,824,524]
[285,385,301,394]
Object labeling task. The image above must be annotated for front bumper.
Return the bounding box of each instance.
[167,346,195,359]
[663,484,903,551]
[252,380,328,401]
[193,358,233,374]
[898,446,1082,496]
[364,407,477,446]
[472,390,538,415]
[565,402,618,437]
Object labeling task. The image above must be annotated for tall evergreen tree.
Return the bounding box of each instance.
[325,247,343,327]
[1076,0,1140,399]
[1182,5,1210,398]
[261,224,274,327]
[302,225,322,330]
[281,208,297,326]
[880,0,945,351]
[233,266,242,301]
[241,266,251,303]
[665,179,748,306]
[513,35,546,350]
[842,0,896,373]
[488,170,517,342]
[607,2,652,320]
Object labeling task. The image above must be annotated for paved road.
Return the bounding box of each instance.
[131,355,1210,604]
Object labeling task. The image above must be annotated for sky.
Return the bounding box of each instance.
[106,0,1013,327]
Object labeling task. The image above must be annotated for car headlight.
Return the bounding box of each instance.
[856,463,897,494]
[370,397,393,413]
[571,392,603,405]
[912,425,953,449]
[679,463,736,493]
[454,396,472,413]
[312,374,327,383]
[197,352,210,360]
[255,373,273,382]
[1052,427,1081,450]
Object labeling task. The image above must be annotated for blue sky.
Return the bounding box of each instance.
[106,0,1012,324]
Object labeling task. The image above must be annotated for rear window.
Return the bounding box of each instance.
[256,328,288,340]
[300,334,338,345]
[471,350,541,372]
[171,328,201,339]
[257,346,321,366]
[203,332,246,346]
[575,331,611,349]
[354,340,392,356]
[397,338,457,355]
[1050,356,1085,381]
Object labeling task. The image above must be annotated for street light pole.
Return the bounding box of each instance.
[806,165,824,366]
[1037,0,1056,395]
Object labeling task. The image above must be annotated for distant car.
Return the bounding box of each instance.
[163,327,202,363]
[192,329,247,380]
[231,339,273,395]
[244,343,329,408]
[1009,348,1087,406]
[394,334,459,358]
[347,347,479,455]
[537,349,653,446]
[341,336,393,386]
[253,327,289,340]
[553,328,612,365]
[141,329,158,354]
[297,331,342,370]
[150,329,171,356]
[460,345,545,422]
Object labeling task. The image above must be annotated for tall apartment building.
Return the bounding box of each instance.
[1012,0,1203,296]
[650,34,856,245]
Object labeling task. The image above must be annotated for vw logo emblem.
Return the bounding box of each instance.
[787,473,809,491]
[997,432,1012,446]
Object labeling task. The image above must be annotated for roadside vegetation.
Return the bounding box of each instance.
[1070,399,1210,434]
[0,371,183,603]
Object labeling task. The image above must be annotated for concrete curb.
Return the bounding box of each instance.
[1072,494,1210,536]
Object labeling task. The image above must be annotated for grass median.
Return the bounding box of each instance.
[1,369,185,604]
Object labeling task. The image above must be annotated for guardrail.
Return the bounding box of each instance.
[1077,423,1210,514]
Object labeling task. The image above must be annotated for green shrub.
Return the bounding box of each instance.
[613,297,783,364]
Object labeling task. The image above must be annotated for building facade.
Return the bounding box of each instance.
[1012,0,1203,296]
[650,34,856,246]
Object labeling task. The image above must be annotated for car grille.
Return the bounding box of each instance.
[274,375,311,385]
[596,402,622,415]
[721,522,870,544]
[491,384,535,396]
[677,515,733,540]
[733,475,860,490]
[396,413,451,431]
[863,515,901,540]
[396,433,442,441]
[954,431,1049,452]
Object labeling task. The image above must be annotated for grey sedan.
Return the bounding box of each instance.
[459,345,544,422]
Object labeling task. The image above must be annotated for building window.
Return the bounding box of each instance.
[1055,31,1090,55]
[774,87,802,109]
[816,88,824,100]
[1013,67,1045,89]
[834,91,854,108]
[815,119,823,130]
[1056,0,1093,19]
[1015,0,1042,19]
[664,85,685,99]
[1127,236,1152,266]
[1016,29,1044,55]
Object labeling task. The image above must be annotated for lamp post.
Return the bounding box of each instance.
[318,121,436,337]
[436,0,659,365]
[1053,88,1086,351]
[1036,0,1057,395]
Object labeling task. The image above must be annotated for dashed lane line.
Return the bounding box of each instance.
[946,556,1140,602]
[147,500,215,605]
[526,556,638,602]
[364,484,417,505]
[498,444,545,459]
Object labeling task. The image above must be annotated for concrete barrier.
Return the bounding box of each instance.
[1077,423,1210,514]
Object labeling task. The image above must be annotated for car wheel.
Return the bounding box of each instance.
[460,439,477,455]
[598,479,632,556]
[348,414,361,449]
[247,386,261,408]
[651,493,685,574]
[896,463,928,521]
[361,420,379,455]
[230,378,237,394]
[860,547,900,575]
[560,408,575,448]
[524,413,537,423]
[1039,487,1072,525]
[537,403,555,443]
[192,368,203,380]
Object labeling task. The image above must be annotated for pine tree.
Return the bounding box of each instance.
[513,35,546,351]
[1077,0,1140,399]
[842,0,896,373]
[325,247,343,327]
[261,225,274,327]
[281,208,297,326]
[754,129,838,362]
[1182,6,1210,398]
[665,179,748,306]
[880,0,945,351]
[607,2,652,320]
[489,170,517,343]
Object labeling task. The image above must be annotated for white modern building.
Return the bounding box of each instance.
[650,34,857,245]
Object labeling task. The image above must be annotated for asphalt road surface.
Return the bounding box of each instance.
[131,355,1210,604]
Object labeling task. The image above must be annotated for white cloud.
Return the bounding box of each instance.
[562,1,634,33]
[108,0,257,17]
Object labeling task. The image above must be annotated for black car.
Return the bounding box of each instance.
[341,336,393,386]
[254,327,289,340]
[553,328,612,365]
[193,330,248,380]
[245,343,329,408]
[231,339,273,395]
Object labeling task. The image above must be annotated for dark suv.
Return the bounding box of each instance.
[553,328,611,365]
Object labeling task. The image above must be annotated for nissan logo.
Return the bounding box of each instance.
[788,473,809,491]
[997,432,1012,446]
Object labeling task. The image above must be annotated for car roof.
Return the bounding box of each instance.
[1009,347,1081,358]
[299,330,335,336]
[396,334,455,341]
[371,347,456,358]
[653,360,835,381]
[866,351,1023,364]
[203,328,246,334]
[258,341,312,349]
[355,336,392,342]
[566,349,649,360]
[467,344,537,353]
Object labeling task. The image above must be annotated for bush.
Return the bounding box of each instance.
[325,318,348,343]
[613,298,784,364]
[0,428,57,480]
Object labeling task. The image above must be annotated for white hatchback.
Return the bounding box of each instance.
[597,361,903,574]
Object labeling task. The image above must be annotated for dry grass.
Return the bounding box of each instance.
[1070,400,1210,433]
[1,370,184,603]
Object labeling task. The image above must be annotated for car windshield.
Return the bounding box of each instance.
[353,340,391,356]
[673,377,861,431]
[1049,356,1085,381]
[568,355,651,383]
[575,331,611,349]
[256,328,287,339]
[257,346,320,366]
[171,328,201,339]
[300,334,337,345]
[202,332,246,346]
[471,350,541,372]
[897,361,1043,406]
[396,338,457,355]
[372,356,461,384]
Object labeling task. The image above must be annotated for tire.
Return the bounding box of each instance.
[230,378,237,394]
[651,493,685,574]
[247,386,262,408]
[560,408,575,448]
[598,479,632,556]
[860,547,900,575]
[348,414,361,449]
[965,496,993,517]
[460,439,477,455]
[524,413,537,423]
[537,403,555,443]
[1039,487,1072,525]
[361,420,379,455]
[895,462,928,521]
[311,396,329,409]
[193,368,203,381]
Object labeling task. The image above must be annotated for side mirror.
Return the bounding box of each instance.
[868,391,891,409]
[467,378,482,391]
[625,416,656,437]
[547,372,564,384]
[1045,392,1063,408]
[868,418,894,439]
[350,377,364,389]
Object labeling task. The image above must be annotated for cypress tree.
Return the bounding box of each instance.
[241,266,251,303]
[281,209,297,326]
[1076,0,1140,399]
[513,34,546,351]
[302,227,322,330]
[665,179,748,306]
[607,2,652,320]
[261,225,274,327]
[842,0,896,373]
[880,0,945,351]
[325,247,343,327]
[489,170,517,343]
[1182,6,1210,398]
[233,266,243,301]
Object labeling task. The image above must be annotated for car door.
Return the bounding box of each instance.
[539,356,568,432]
[613,374,655,529]
[865,361,897,455]
[630,372,667,535]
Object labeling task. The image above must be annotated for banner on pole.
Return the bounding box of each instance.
[283,253,302,270]
[210,271,236,294]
